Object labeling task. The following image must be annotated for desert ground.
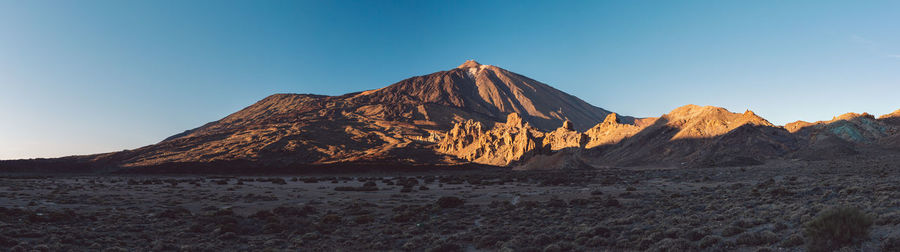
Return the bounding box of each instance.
[2,153,900,251]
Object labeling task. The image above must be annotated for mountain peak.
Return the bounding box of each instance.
[457,60,482,68]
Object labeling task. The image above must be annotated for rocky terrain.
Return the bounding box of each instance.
[2,152,900,251]
[582,105,799,168]
[440,104,900,170]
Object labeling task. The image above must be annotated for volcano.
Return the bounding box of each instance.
[36,60,624,171]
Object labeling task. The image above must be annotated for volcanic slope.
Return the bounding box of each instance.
[83,60,622,169]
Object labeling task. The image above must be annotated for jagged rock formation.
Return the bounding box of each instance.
[584,113,649,148]
[437,112,649,167]
[541,120,587,151]
[444,105,799,168]
[437,113,544,166]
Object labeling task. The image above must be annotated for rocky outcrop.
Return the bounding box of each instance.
[584,113,648,148]
[787,112,896,144]
[541,120,587,151]
[513,150,592,170]
[438,113,545,166]
[441,105,801,168]
[663,105,774,140]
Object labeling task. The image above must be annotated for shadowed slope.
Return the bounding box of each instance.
[786,112,899,159]
[786,113,893,143]
[584,105,795,167]
[878,109,900,126]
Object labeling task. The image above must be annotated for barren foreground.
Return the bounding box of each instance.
[2,154,900,251]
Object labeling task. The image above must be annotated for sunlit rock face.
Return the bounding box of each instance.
[441,105,792,168]
[584,113,647,149]
[438,113,544,166]
[542,120,587,151]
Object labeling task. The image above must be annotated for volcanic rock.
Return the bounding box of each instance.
[542,120,587,151]
[584,113,650,149]
[437,113,544,166]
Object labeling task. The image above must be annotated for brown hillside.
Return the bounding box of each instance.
[586,105,793,167]
[79,61,626,169]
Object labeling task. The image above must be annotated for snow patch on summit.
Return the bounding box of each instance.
[465,64,489,79]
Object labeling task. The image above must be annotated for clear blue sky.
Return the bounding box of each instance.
[1,0,899,159]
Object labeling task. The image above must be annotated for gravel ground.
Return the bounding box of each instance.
[1,153,900,251]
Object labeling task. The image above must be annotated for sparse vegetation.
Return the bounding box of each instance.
[735,230,778,246]
[804,207,873,251]
[0,159,896,251]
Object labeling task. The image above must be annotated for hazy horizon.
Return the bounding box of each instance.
[2,0,899,159]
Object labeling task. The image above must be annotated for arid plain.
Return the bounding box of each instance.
[3,151,900,251]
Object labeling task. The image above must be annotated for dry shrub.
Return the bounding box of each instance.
[804,207,873,251]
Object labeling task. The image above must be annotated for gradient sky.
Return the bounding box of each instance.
[1,0,899,159]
